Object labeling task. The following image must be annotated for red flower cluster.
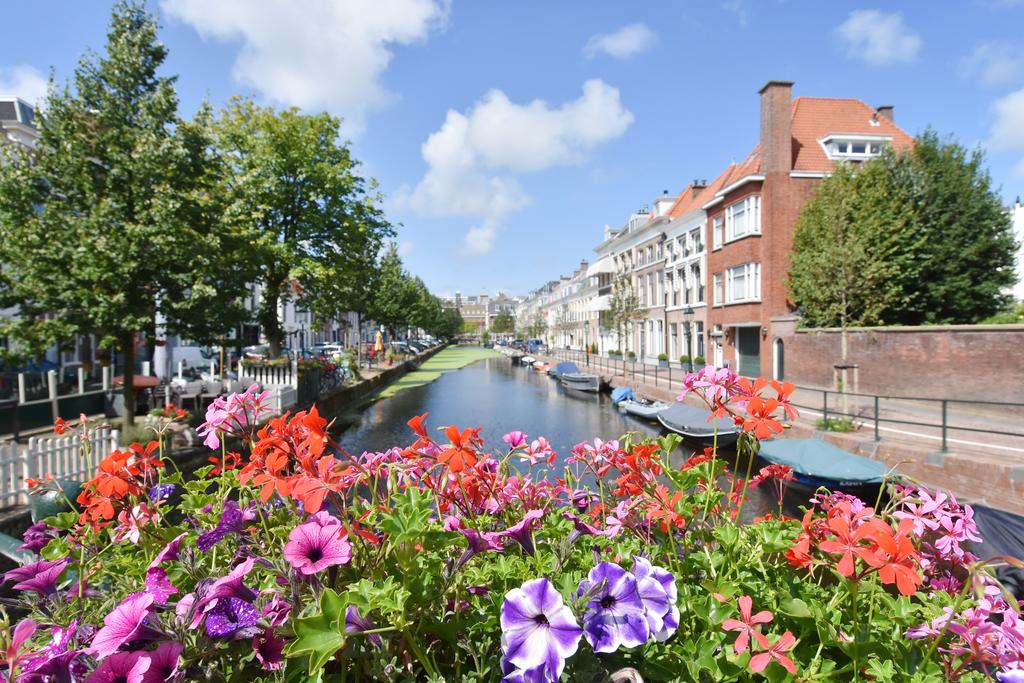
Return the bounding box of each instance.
[76,442,163,530]
[611,443,663,497]
[788,501,923,596]
[240,407,352,514]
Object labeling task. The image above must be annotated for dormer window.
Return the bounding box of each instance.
[821,135,890,160]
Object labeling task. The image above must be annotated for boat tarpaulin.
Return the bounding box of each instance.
[758,439,886,484]
[611,387,634,403]
[550,362,579,378]
[658,403,736,437]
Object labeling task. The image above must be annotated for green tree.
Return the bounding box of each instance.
[214,98,391,357]
[440,308,463,340]
[490,310,515,334]
[0,2,254,424]
[790,131,1017,327]
[370,244,418,337]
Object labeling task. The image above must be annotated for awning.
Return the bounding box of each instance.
[588,294,612,311]
[586,257,614,277]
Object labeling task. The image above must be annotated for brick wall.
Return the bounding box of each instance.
[782,325,1024,401]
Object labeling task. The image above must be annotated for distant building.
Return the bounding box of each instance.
[443,291,519,334]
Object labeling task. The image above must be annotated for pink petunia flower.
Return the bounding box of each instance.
[84,649,151,683]
[283,519,353,575]
[89,593,156,659]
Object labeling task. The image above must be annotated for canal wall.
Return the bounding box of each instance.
[778,324,1024,402]
[531,351,1024,515]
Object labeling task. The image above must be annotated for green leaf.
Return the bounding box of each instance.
[778,597,813,620]
[284,588,348,673]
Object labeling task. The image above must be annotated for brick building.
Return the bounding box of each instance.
[705,81,913,377]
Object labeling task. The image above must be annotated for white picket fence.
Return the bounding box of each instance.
[238,360,298,412]
[0,427,119,507]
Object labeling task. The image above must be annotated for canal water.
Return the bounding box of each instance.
[337,354,788,519]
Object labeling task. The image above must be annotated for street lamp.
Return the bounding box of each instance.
[683,306,694,360]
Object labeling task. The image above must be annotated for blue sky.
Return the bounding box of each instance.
[3,1,1024,296]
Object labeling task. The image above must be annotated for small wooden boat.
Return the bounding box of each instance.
[560,372,600,392]
[757,438,887,495]
[533,362,551,372]
[619,398,670,421]
[549,362,579,378]
[657,403,739,446]
[521,355,536,365]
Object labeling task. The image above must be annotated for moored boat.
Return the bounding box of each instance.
[549,362,579,378]
[560,372,600,392]
[619,398,670,421]
[657,403,739,446]
[521,355,535,365]
[533,362,551,372]
[757,438,888,495]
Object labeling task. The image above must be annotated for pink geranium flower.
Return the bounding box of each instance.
[749,630,798,674]
[502,431,527,449]
[89,593,156,660]
[721,595,772,654]
[283,519,353,575]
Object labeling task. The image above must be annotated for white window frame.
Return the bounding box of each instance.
[724,263,761,304]
[725,195,761,242]
[712,215,723,249]
[820,134,891,161]
[713,273,723,305]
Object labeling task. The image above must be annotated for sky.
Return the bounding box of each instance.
[2,1,1024,297]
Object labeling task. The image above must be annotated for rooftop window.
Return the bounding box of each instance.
[821,135,890,160]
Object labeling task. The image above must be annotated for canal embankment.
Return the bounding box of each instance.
[534,348,1024,515]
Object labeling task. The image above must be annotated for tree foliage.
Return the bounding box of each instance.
[0,2,255,423]
[607,274,646,352]
[490,310,515,334]
[213,98,392,356]
[790,130,1018,327]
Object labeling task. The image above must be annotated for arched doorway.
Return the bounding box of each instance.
[773,339,785,380]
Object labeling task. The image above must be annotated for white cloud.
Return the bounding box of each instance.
[835,10,922,66]
[722,0,750,28]
[160,0,448,133]
[401,80,633,255]
[583,23,656,60]
[961,42,1024,87]
[397,240,414,258]
[0,65,48,107]
[1013,158,1024,178]
[990,87,1024,150]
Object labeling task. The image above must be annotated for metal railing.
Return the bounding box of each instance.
[542,347,1023,454]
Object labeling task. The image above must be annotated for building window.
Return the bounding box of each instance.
[696,322,704,357]
[691,228,703,253]
[693,264,704,303]
[647,273,654,304]
[712,215,723,249]
[656,271,664,304]
[713,273,723,305]
[656,242,663,260]
[725,263,761,303]
[725,195,761,241]
[647,246,653,263]
[823,137,887,160]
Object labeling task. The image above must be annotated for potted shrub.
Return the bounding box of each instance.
[627,350,636,361]
[657,353,669,368]
[693,354,706,367]
[679,354,692,372]
[608,348,623,359]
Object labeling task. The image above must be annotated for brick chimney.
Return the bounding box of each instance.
[758,80,793,174]
[875,104,894,122]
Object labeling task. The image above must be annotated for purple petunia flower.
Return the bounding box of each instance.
[139,641,182,683]
[148,484,177,503]
[83,649,150,683]
[8,558,67,596]
[631,556,679,642]
[19,521,58,553]
[497,509,544,556]
[262,593,292,627]
[283,519,352,575]
[998,670,1024,683]
[196,500,247,551]
[501,656,556,683]
[252,628,286,671]
[204,596,261,639]
[500,578,582,682]
[144,567,178,604]
[577,562,649,653]
[89,593,157,660]
[148,532,187,570]
[346,605,383,648]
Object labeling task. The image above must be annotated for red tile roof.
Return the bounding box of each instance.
[790,97,913,172]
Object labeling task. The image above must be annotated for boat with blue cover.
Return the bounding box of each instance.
[757,438,888,495]
[549,362,579,378]
[657,403,740,446]
[613,387,670,421]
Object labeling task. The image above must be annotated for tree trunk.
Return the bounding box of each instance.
[260,287,284,358]
[122,333,136,427]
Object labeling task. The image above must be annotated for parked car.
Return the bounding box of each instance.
[312,343,346,358]
[527,339,544,353]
